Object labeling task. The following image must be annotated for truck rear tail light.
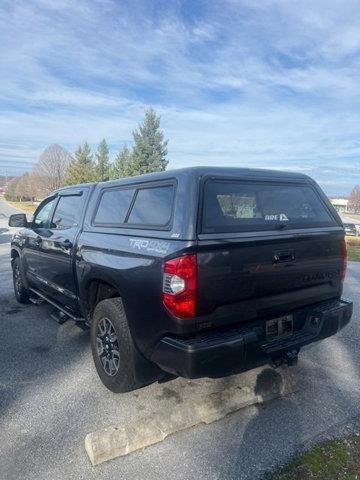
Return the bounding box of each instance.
[341,238,347,283]
[163,254,197,318]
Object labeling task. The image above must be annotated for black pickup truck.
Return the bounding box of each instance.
[9,167,352,393]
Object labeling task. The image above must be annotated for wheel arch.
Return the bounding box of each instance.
[80,275,123,321]
[10,247,30,288]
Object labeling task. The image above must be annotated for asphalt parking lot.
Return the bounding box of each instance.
[0,198,359,480]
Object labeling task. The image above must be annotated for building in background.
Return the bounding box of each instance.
[330,198,348,213]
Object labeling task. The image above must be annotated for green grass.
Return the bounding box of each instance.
[268,436,360,480]
[347,244,360,261]
[346,236,360,262]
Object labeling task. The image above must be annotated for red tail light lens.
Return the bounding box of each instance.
[163,254,197,318]
[341,238,347,283]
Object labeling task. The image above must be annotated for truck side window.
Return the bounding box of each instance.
[94,188,135,225]
[52,195,83,229]
[127,186,174,226]
[33,198,57,229]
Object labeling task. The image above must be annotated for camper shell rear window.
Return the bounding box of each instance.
[201,180,336,234]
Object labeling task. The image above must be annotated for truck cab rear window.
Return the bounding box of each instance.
[94,188,135,225]
[202,181,336,233]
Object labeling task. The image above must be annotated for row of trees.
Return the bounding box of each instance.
[6,108,168,201]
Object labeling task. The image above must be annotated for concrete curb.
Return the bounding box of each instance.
[85,366,297,466]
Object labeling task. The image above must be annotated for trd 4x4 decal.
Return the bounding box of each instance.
[129,238,170,254]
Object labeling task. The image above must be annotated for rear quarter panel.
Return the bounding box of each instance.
[76,232,196,355]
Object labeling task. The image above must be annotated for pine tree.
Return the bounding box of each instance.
[126,107,168,176]
[65,142,94,185]
[110,145,131,179]
[94,139,110,181]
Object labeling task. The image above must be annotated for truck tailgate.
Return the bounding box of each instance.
[197,231,344,323]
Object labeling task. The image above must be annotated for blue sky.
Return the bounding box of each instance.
[1,0,360,196]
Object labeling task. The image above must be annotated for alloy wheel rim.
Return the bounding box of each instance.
[96,317,120,376]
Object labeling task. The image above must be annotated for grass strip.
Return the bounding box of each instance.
[268,435,360,480]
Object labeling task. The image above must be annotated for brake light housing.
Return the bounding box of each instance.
[341,238,347,283]
[162,254,197,318]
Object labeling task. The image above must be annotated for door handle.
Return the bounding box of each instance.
[273,250,295,263]
[61,239,73,250]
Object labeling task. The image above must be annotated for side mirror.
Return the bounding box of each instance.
[8,213,28,228]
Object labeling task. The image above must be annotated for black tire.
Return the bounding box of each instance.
[12,257,30,304]
[91,298,145,393]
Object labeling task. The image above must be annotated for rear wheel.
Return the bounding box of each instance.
[12,257,30,304]
[91,298,143,393]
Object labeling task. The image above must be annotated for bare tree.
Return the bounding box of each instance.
[349,185,360,213]
[33,144,73,196]
[13,173,34,201]
[5,177,21,201]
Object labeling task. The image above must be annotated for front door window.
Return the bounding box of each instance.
[33,198,57,229]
